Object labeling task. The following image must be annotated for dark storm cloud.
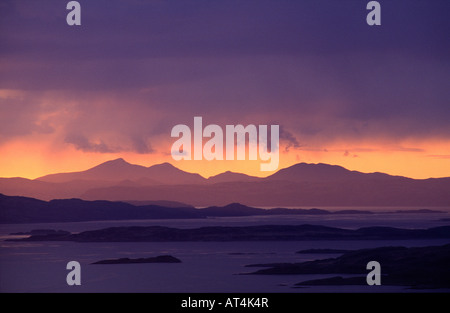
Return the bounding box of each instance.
[0,0,449,150]
[3,0,448,59]
[65,133,121,153]
[2,0,448,88]
[0,93,56,142]
[64,132,153,154]
[130,134,154,154]
[279,127,302,152]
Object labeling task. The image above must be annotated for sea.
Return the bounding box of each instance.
[1,207,450,293]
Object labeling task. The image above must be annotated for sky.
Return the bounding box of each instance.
[0,0,449,179]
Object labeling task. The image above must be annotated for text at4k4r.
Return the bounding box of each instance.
[224,298,268,308]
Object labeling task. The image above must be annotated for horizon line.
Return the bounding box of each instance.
[1,157,448,181]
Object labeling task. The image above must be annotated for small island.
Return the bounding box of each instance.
[9,229,70,236]
[92,255,182,265]
[296,248,352,254]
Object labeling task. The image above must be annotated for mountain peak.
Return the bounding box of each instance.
[89,158,141,173]
[207,171,260,183]
[293,162,346,169]
[149,162,177,169]
[35,157,209,185]
[145,162,206,184]
[111,158,127,163]
[97,158,130,166]
[266,162,361,182]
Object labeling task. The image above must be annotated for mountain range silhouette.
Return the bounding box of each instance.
[1,158,449,206]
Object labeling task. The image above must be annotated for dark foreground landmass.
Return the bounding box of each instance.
[92,255,181,264]
[1,193,447,224]
[246,244,450,289]
[10,224,450,242]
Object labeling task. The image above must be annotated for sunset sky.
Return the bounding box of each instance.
[0,0,449,179]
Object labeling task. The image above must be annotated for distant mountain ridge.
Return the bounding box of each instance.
[36,158,406,184]
[207,171,260,184]
[265,162,399,182]
[37,158,205,185]
[1,159,450,206]
[0,193,447,224]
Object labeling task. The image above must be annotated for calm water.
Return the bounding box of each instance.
[1,211,450,293]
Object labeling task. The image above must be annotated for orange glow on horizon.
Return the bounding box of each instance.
[1,136,449,180]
